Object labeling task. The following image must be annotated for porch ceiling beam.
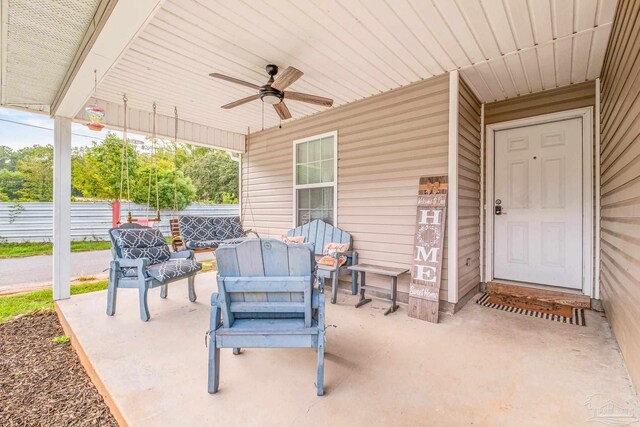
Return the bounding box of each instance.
[51,0,165,118]
[76,98,246,153]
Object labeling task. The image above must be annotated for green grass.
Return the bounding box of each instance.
[0,240,112,258]
[0,280,108,324]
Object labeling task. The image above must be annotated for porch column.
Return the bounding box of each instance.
[53,116,72,300]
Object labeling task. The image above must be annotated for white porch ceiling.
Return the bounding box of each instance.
[95,0,617,134]
[0,0,102,109]
[0,0,618,134]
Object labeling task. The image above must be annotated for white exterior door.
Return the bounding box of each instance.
[493,118,583,289]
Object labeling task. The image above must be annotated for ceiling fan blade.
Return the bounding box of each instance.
[209,73,260,90]
[273,101,292,120]
[284,91,333,107]
[221,94,261,109]
[271,66,303,91]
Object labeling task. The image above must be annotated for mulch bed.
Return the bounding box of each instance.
[0,310,117,426]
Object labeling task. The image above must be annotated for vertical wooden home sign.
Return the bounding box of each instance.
[408,177,448,323]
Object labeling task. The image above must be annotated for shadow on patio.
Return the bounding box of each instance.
[56,271,637,427]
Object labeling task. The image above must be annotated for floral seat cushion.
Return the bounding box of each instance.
[146,259,201,281]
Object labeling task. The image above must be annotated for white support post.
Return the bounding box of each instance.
[53,116,72,301]
[479,103,485,283]
[447,70,459,304]
[595,78,602,300]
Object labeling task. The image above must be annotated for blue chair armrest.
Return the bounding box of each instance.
[331,250,354,259]
[171,250,194,260]
[114,257,148,279]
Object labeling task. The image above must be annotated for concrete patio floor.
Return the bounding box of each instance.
[56,272,638,427]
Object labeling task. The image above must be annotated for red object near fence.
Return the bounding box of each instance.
[112,201,121,228]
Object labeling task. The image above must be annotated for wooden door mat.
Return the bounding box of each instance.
[476,293,586,326]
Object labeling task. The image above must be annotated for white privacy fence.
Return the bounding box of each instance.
[0,202,239,242]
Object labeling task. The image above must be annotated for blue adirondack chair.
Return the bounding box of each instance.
[287,219,358,304]
[207,238,326,396]
[107,224,202,321]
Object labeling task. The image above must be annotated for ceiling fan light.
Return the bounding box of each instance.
[261,94,281,105]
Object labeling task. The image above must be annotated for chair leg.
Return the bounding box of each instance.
[138,286,150,321]
[188,275,197,302]
[351,252,358,295]
[317,333,325,396]
[106,266,117,316]
[351,270,358,295]
[160,284,168,299]
[208,336,220,394]
[233,348,241,355]
[331,272,338,304]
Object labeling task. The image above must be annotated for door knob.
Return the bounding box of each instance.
[495,199,507,215]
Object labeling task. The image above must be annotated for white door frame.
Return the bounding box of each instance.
[485,107,594,296]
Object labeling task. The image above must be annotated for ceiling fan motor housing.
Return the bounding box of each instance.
[260,88,283,105]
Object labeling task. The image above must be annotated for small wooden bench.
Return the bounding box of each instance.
[348,264,409,315]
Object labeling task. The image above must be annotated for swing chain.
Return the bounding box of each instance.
[120,94,133,222]
[173,106,179,214]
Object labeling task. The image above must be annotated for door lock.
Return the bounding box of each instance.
[495,199,506,215]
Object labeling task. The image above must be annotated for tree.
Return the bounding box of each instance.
[0,168,24,200]
[0,145,19,171]
[72,133,137,200]
[16,145,54,201]
[183,149,239,203]
[131,157,196,210]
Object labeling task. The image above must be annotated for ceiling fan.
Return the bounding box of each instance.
[209,64,334,120]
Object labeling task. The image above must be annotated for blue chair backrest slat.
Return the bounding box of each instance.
[216,239,315,325]
[287,219,352,255]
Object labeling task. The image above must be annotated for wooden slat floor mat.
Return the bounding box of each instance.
[476,292,586,326]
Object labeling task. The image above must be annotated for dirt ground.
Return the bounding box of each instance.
[0,310,117,426]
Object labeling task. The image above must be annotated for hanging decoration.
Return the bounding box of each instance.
[85,70,105,131]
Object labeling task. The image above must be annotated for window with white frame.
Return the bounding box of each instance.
[294,131,337,226]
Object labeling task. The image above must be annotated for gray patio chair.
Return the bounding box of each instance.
[107,224,202,321]
[287,219,358,304]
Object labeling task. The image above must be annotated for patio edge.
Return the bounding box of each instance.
[55,302,128,427]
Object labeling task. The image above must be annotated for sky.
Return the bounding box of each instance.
[0,106,148,150]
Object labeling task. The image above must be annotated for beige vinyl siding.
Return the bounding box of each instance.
[485,81,595,125]
[599,0,640,388]
[457,78,481,300]
[242,74,450,299]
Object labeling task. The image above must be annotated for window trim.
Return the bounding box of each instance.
[292,130,338,227]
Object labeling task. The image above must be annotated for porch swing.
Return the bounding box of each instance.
[171,125,259,253]
[119,96,162,226]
